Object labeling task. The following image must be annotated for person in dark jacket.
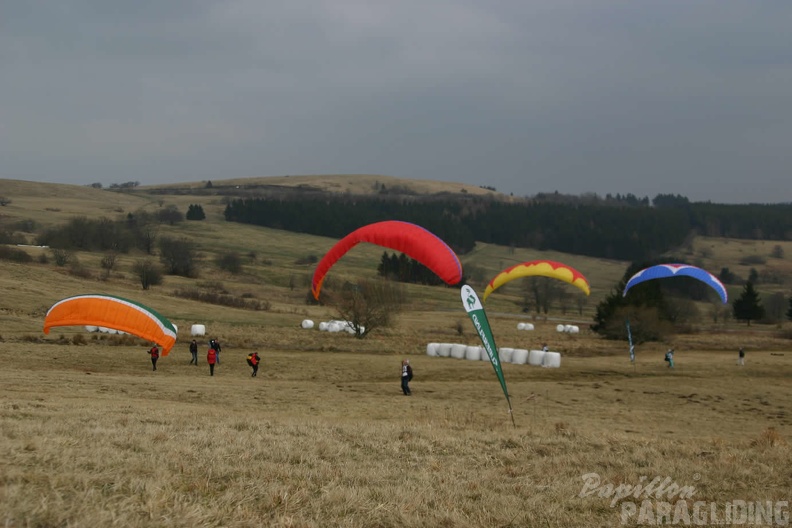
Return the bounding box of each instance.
[207,347,217,376]
[401,359,413,395]
[189,339,198,365]
[738,347,745,366]
[148,344,160,371]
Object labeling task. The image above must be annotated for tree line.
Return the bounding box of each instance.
[223,194,792,261]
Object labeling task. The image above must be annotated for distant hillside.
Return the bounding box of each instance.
[137,173,506,199]
[2,177,791,328]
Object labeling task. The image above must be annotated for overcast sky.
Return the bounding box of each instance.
[2,1,791,203]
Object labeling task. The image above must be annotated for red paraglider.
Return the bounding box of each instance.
[311,221,463,300]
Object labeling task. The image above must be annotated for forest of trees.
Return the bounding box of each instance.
[223,194,792,261]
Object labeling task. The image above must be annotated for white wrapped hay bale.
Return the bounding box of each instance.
[517,322,526,330]
[437,343,453,357]
[98,326,109,333]
[426,343,439,357]
[542,351,561,368]
[84,325,98,332]
[465,346,482,361]
[300,319,314,329]
[318,322,329,331]
[191,324,206,336]
[450,344,467,359]
[480,348,491,361]
[556,324,566,333]
[499,347,514,363]
[569,325,580,334]
[528,349,546,366]
[511,348,529,365]
[523,323,534,331]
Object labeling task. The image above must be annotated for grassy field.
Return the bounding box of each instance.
[1,177,791,526]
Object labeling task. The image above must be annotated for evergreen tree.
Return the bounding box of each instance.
[732,281,765,326]
[186,204,206,221]
[592,260,675,340]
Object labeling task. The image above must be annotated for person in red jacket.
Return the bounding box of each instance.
[207,347,217,376]
[148,344,160,371]
[246,352,261,377]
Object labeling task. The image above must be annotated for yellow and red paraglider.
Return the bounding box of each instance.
[43,294,178,355]
[482,260,591,302]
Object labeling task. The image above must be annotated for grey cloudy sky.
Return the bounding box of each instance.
[2,1,791,203]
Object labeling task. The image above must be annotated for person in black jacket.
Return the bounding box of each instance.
[189,339,198,365]
[401,359,413,395]
[209,339,222,364]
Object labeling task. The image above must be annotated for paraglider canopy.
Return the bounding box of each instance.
[623,264,727,304]
[482,260,590,302]
[311,220,463,300]
[43,294,178,355]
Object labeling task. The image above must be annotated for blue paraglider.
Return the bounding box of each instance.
[623,264,728,304]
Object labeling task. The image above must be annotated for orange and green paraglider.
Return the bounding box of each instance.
[482,260,591,302]
[43,294,178,355]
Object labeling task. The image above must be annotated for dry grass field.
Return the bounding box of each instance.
[1,178,791,527]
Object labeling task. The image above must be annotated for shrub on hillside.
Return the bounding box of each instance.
[133,260,164,290]
[0,246,33,263]
[294,254,318,265]
[173,288,270,311]
[0,231,26,244]
[739,255,766,266]
[215,252,243,274]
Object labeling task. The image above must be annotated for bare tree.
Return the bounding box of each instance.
[764,292,787,323]
[330,279,407,338]
[521,277,563,315]
[133,259,163,290]
[575,295,587,316]
[51,249,72,267]
[159,236,199,277]
[100,251,118,280]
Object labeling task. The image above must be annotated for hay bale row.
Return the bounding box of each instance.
[311,320,364,334]
[556,324,580,333]
[426,343,561,367]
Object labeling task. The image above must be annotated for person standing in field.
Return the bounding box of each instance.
[210,338,222,364]
[207,346,217,376]
[247,352,261,377]
[148,344,160,371]
[738,347,745,366]
[189,339,198,365]
[401,359,412,396]
[665,349,675,369]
